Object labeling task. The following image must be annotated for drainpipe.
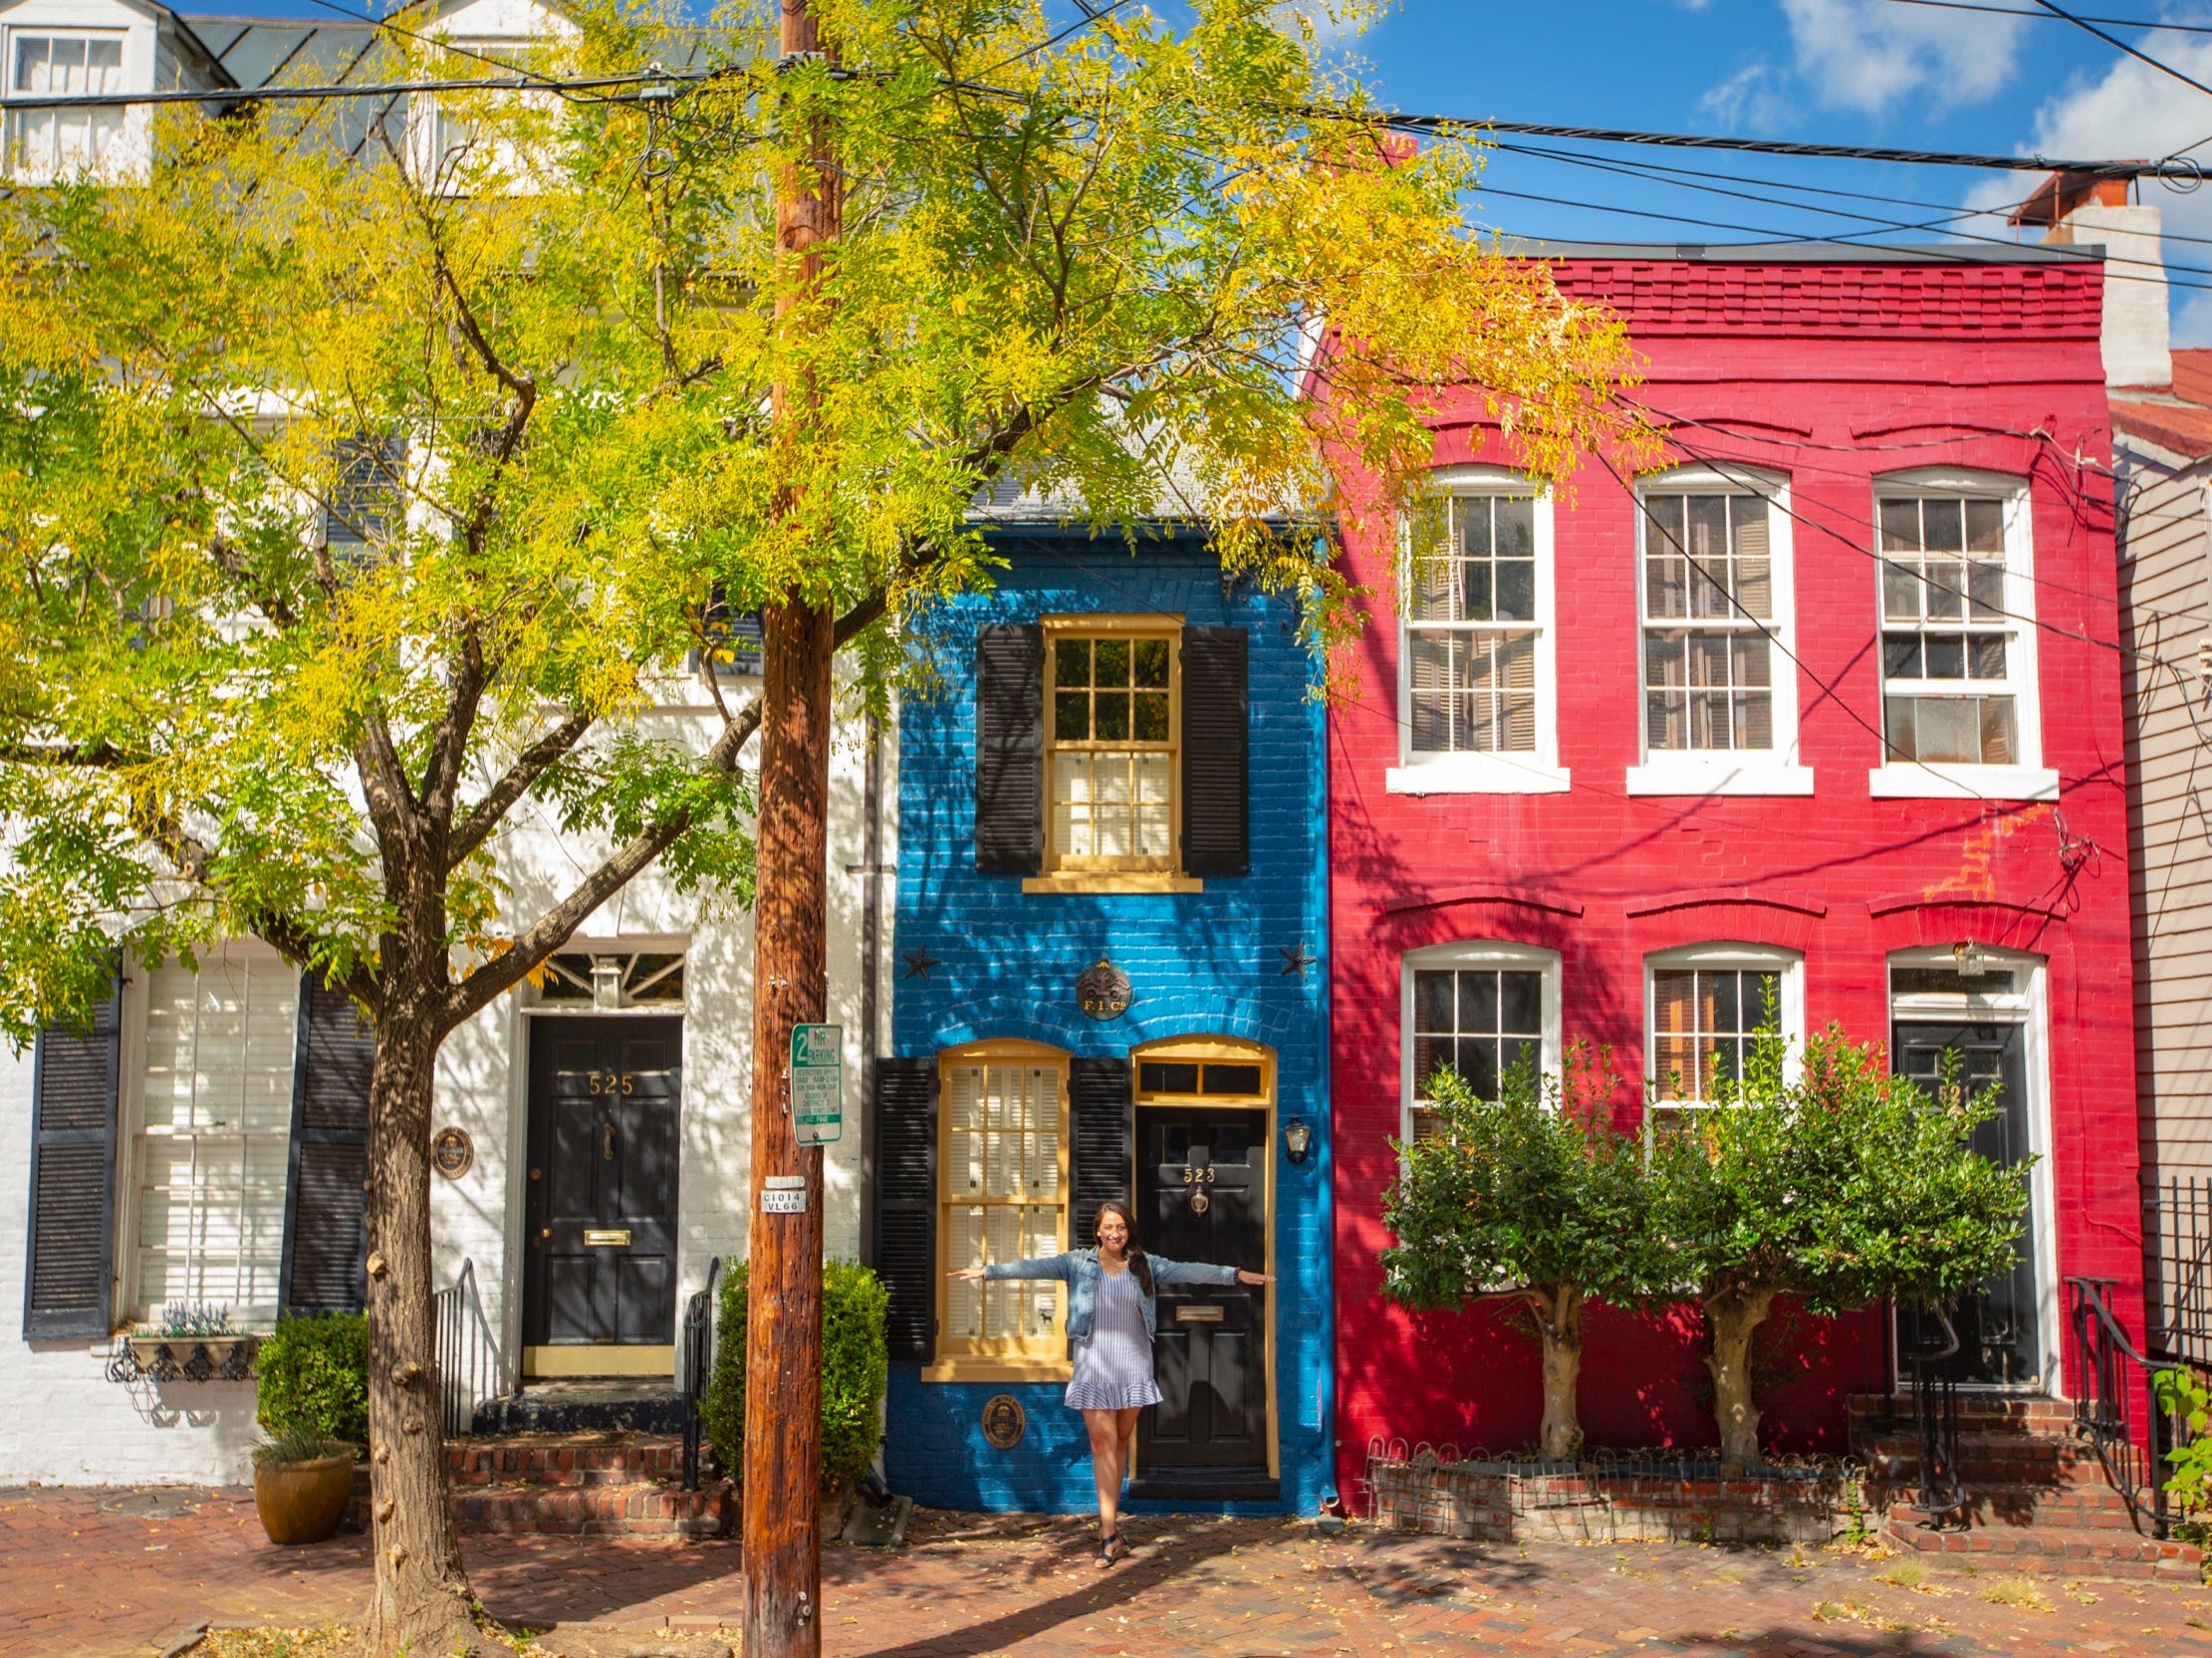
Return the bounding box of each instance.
[1314,662,1338,1515]
[858,708,883,1267]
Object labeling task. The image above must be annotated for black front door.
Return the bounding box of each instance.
[524,1016,682,1361]
[1893,1021,2040,1386]
[1134,1106,1267,1479]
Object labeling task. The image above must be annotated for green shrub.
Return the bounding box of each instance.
[702,1260,889,1494]
[256,1312,368,1450]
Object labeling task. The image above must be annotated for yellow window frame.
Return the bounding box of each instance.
[1039,614,1183,878]
[926,1040,1074,1384]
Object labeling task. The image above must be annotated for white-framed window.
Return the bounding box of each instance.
[1628,466,1811,796]
[1400,941,1563,1140]
[408,41,559,196]
[1044,616,1179,871]
[126,943,298,1329]
[1643,943,1803,1128]
[1390,467,1568,795]
[5,30,125,182]
[1868,471,2056,801]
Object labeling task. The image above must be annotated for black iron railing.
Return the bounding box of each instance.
[1898,1304,1965,1521]
[433,1258,503,1439]
[2066,1275,2199,1538]
[2150,1177,2212,1368]
[680,1256,722,1492]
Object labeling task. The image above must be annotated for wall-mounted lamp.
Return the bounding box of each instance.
[1283,1118,1313,1165]
[1952,941,1989,980]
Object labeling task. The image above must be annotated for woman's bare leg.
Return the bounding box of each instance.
[1115,1406,1141,1490]
[1085,1409,1123,1548]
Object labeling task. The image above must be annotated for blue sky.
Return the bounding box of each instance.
[175,1,2212,339]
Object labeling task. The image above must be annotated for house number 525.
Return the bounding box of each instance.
[588,1072,635,1095]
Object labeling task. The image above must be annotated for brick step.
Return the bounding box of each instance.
[1847,1392,2076,1434]
[451,1478,733,1538]
[1879,1482,2139,1529]
[1859,1436,2108,1488]
[1878,1512,2201,1581]
[443,1432,696,1489]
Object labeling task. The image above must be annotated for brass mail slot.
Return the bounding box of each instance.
[583,1229,631,1248]
[1174,1304,1225,1323]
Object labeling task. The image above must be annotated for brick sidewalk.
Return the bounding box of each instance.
[4,1487,2211,1658]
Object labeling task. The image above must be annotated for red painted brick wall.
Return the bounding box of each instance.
[1326,257,2140,1500]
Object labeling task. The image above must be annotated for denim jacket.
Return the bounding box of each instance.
[981,1249,1240,1339]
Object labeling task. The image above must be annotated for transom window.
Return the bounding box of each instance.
[532,950,685,1009]
[1046,622,1178,870]
[7,33,124,181]
[939,1052,1068,1362]
[1407,490,1540,754]
[1644,951,1802,1128]
[1878,492,2022,767]
[1639,491,1777,754]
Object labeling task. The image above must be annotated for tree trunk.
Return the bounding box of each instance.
[360,1006,478,1656]
[1533,1286,1585,1462]
[1705,1287,1778,1476]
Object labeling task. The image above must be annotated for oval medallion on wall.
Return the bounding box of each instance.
[1075,959,1133,1021]
[980,1393,1027,1451]
[430,1126,474,1180]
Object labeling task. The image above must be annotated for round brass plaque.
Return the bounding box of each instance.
[430,1126,474,1180]
[980,1393,1027,1451]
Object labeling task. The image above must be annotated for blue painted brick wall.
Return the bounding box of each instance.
[886,532,1331,1516]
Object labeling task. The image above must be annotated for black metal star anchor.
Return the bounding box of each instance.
[1279,942,1317,979]
[901,945,939,981]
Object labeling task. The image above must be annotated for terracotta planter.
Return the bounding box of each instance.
[253,1455,355,1545]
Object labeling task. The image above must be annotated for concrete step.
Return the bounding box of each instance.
[472,1380,686,1436]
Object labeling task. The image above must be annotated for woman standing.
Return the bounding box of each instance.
[950,1199,1273,1565]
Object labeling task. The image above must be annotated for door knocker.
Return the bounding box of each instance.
[1180,1155,1216,1214]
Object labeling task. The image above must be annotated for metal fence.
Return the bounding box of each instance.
[2149,1176,2212,1368]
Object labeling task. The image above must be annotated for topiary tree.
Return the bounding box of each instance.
[1652,1027,2030,1473]
[256,1312,369,1450]
[1381,1046,1660,1460]
[703,1259,889,1496]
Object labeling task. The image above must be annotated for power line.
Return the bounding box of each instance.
[1880,0,2212,33]
[0,68,695,111]
[2024,0,2212,104]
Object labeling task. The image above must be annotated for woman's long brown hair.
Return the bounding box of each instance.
[1094,1199,1154,1297]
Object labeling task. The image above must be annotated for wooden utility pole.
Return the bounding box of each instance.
[744,3,840,1656]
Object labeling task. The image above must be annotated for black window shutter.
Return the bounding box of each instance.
[23,979,122,1340]
[1068,1058,1132,1252]
[873,1059,939,1361]
[974,624,1044,873]
[279,981,374,1316]
[1180,625,1250,876]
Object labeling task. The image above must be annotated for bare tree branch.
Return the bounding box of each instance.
[436,695,763,1032]
[446,709,595,870]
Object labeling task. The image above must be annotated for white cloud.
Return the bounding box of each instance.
[1776,0,2029,116]
[1700,59,1791,130]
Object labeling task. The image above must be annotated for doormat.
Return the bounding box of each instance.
[1359,1438,1868,1545]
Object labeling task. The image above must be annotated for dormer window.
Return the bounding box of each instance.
[6,31,124,181]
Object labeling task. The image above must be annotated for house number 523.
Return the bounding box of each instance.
[588,1071,635,1095]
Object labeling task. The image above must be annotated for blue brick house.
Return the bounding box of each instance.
[870,525,1333,1515]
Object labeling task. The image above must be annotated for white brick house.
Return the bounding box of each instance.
[0,0,890,1486]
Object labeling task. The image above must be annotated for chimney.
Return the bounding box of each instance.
[2013,170,2172,390]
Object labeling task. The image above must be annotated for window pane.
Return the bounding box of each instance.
[1412,553,1457,622]
[1882,560,1922,621]
[1132,637,1168,687]
[1965,498,2005,553]
[1056,637,1090,686]
[1460,1037,1499,1098]
[1924,634,1965,680]
[1132,692,1168,741]
[1414,969,1455,1033]
[1924,559,1965,620]
[1494,496,1535,558]
[1705,970,1740,1034]
[1201,1064,1264,1095]
[1653,970,1696,1033]
[1461,969,1499,1032]
[1733,691,1773,750]
[1096,637,1129,686]
[1494,558,1535,622]
[1140,1061,1199,1094]
[1686,495,1729,561]
[1883,633,1921,678]
[1968,634,2007,680]
[1979,696,2017,765]
[1878,498,1920,553]
[1500,971,1542,1034]
[1925,498,1964,552]
[1966,557,2005,620]
[1054,691,1089,740]
[1909,696,1981,764]
[1412,1035,1452,1093]
[1094,689,1128,741]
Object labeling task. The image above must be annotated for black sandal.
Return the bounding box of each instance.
[1094,1532,1120,1567]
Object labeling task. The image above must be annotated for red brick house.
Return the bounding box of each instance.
[1327,245,2142,1491]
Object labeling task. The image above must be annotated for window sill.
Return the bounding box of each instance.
[1867,764,2060,802]
[1386,756,1572,795]
[921,1358,1074,1385]
[1021,873,1204,894]
[1624,762,1816,798]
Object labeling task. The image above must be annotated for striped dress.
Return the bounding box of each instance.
[1063,1266,1162,1411]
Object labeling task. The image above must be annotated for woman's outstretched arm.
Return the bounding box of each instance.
[1150,1258,1276,1288]
[948,1253,1076,1284]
